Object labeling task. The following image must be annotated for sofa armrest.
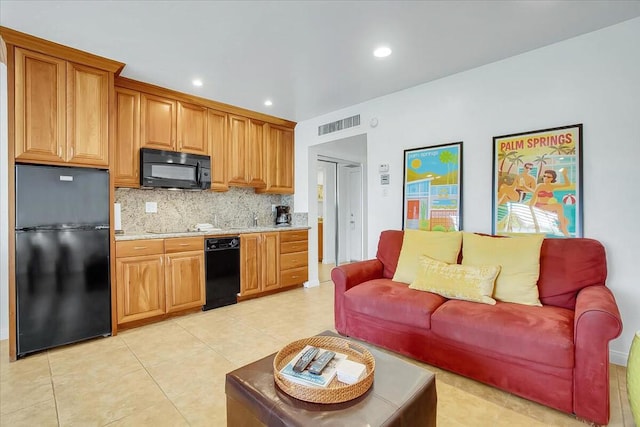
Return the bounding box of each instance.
[573,285,623,424]
[332,259,384,334]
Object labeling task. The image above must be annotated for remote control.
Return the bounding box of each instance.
[293,346,319,373]
[308,350,336,375]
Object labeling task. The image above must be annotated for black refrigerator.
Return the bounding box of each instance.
[15,164,111,357]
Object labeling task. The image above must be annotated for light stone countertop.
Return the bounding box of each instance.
[115,225,310,241]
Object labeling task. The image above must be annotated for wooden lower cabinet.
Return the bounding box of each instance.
[116,254,165,324]
[115,237,204,325]
[240,232,280,297]
[165,251,205,313]
[280,230,309,287]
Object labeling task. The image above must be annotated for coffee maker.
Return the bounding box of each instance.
[275,205,292,227]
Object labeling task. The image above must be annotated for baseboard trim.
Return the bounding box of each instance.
[304,279,320,288]
[610,349,628,367]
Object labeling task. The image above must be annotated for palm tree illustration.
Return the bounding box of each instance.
[439,150,458,185]
[548,145,565,157]
[506,154,525,174]
[533,153,549,180]
[498,150,517,173]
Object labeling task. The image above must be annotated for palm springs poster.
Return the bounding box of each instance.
[402,142,462,231]
[492,124,583,238]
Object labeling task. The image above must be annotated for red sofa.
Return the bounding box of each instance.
[332,230,623,425]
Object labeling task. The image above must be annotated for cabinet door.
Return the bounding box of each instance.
[257,124,294,194]
[114,87,141,187]
[165,251,205,313]
[248,119,267,188]
[273,125,294,192]
[208,109,228,191]
[177,101,207,155]
[227,114,250,186]
[66,62,109,166]
[116,255,165,324]
[240,233,261,296]
[262,232,280,291]
[14,47,66,163]
[141,93,176,150]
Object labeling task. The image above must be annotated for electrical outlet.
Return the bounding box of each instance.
[272,204,277,212]
[145,202,157,213]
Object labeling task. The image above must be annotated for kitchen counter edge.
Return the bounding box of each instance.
[115,226,311,241]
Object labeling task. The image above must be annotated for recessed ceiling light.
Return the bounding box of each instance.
[373,46,392,58]
[192,79,203,87]
[264,100,273,106]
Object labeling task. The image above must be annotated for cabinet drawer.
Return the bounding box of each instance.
[116,239,164,257]
[280,251,308,270]
[279,230,308,243]
[280,240,308,254]
[280,266,308,287]
[164,236,203,253]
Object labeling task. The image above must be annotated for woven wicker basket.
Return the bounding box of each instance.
[273,335,375,404]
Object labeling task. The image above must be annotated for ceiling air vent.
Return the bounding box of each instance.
[318,114,361,136]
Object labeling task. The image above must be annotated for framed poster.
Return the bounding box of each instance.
[492,124,583,238]
[403,142,462,231]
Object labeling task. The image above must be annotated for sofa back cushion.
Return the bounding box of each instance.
[538,238,607,309]
[376,230,608,310]
[377,230,404,279]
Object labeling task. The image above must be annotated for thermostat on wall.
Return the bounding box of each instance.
[379,163,389,173]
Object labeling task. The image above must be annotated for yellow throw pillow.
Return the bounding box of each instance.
[461,232,544,306]
[409,255,499,305]
[392,230,462,284]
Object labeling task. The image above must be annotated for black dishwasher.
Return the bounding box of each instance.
[203,237,240,311]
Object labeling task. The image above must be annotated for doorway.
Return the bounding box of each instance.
[308,133,367,287]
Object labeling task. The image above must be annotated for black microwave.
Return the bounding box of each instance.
[140,148,211,190]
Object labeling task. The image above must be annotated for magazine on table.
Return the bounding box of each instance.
[279,345,348,388]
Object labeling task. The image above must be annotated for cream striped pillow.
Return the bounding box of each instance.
[409,255,500,305]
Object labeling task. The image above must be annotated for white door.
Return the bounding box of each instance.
[347,167,362,262]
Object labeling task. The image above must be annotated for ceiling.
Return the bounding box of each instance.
[2,1,640,123]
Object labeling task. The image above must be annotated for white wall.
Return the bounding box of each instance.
[1,63,8,339]
[294,18,640,365]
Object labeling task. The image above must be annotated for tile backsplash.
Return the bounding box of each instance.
[115,187,302,233]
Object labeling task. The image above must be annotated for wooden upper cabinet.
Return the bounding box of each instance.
[257,124,294,194]
[208,109,229,191]
[177,101,207,154]
[66,62,109,166]
[228,114,250,186]
[113,87,141,187]
[248,119,267,189]
[14,48,66,162]
[13,47,109,167]
[227,115,268,188]
[141,93,176,150]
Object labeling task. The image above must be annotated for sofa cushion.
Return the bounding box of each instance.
[344,279,446,329]
[392,230,462,284]
[431,300,574,368]
[377,230,405,279]
[410,255,499,305]
[538,238,607,309]
[462,232,544,306]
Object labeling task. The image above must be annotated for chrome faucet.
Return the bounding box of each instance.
[252,212,258,227]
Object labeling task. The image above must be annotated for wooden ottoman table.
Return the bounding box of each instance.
[225,331,437,426]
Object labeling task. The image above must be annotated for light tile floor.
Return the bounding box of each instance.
[0,267,634,426]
